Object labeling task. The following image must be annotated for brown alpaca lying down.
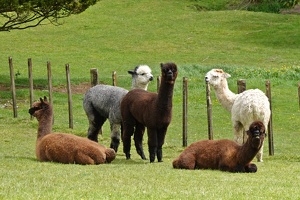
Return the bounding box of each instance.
[36,134,116,164]
[173,121,266,172]
[29,96,116,165]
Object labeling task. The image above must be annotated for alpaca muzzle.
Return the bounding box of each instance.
[253,130,260,139]
[29,107,40,115]
[205,77,209,83]
[167,70,173,80]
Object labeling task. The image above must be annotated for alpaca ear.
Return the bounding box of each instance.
[128,66,139,75]
[43,96,48,102]
[223,73,231,79]
[40,97,44,103]
[128,70,135,75]
[160,63,164,69]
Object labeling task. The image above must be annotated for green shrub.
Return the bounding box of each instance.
[245,0,299,13]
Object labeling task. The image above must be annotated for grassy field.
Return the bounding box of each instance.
[1,0,300,199]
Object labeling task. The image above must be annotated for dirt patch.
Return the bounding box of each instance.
[52,82,91,94]
[280,5,300,14]
[0,82,92,94]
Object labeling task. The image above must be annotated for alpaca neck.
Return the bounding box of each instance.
[36,110,53,141]
[213,80,237,112]
[236,139,262,165]
[157,80,174,112]
[131,79,148,90]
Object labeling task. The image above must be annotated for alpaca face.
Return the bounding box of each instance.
[247,121,266,149]
[128,65,154,86]
[160,62,178,83]
[205,69,231,87]
[28,97,49,119]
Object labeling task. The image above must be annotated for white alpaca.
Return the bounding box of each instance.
[205,69,270,162]
[83,65,153,152]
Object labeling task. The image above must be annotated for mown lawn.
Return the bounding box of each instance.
[0,0,300,199]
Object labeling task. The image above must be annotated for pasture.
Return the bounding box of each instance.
[1,0,300,199]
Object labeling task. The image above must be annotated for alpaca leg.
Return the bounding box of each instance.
[256,140,264,162]
[147,129,158,163]
[148,146,157,163]
[233,121,244,144]
[87,113,106,142]
[156,128,167,162]
[110,122,121,152]
[122,123,134,160]
[75,151,105,165]
[245,163,257,173]
[134,123,146,160]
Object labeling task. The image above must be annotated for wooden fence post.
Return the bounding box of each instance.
[206,81,213,140]
[8,57,17,118]
[237,79,246,143]
[298,82,300,109]
[66,64,73,129]
[47,61,53,124]
[112,71,117,86]
[89,68,102,135]
[28,58,34,119]
[90,68,98,87]
[182,77,188,147]
[237,79,246,94]
[266,80,274,156]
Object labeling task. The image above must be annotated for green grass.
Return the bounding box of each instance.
[1,0,300,199]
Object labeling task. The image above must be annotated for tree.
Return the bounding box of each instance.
[0,0,100,31]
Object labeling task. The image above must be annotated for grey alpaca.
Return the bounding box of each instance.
[83,65,153,152]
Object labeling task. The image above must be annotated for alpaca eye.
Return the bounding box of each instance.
[139,73,145,76]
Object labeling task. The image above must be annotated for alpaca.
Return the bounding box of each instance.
[121,62,178,162]
[205,69,270,162]
[29,96,116,164]
[173,121,266,172]
[83,65,153,152]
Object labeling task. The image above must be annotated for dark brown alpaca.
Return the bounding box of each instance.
[121,62,178,162]
[29,97,116,164]
[173,121,266,172]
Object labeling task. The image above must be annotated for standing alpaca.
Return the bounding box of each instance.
[83,65,153,152]
[173,121,266,172]
[121,62,178,162]
[29,97,116,164]
[205,69,270,162]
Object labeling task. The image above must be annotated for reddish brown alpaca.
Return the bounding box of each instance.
[29,97,116,164]
[173,121,266,172]
[121,62,178,162]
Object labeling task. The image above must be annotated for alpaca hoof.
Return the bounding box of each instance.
[157,148,162,162]
[137,150,146,160]
[125,153,131,160]
[110,144,119,153]
[110,138,120,152]
[140,153,147,160]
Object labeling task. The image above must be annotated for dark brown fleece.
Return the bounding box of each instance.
[173,121,265,173]
[121,62,178,162]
